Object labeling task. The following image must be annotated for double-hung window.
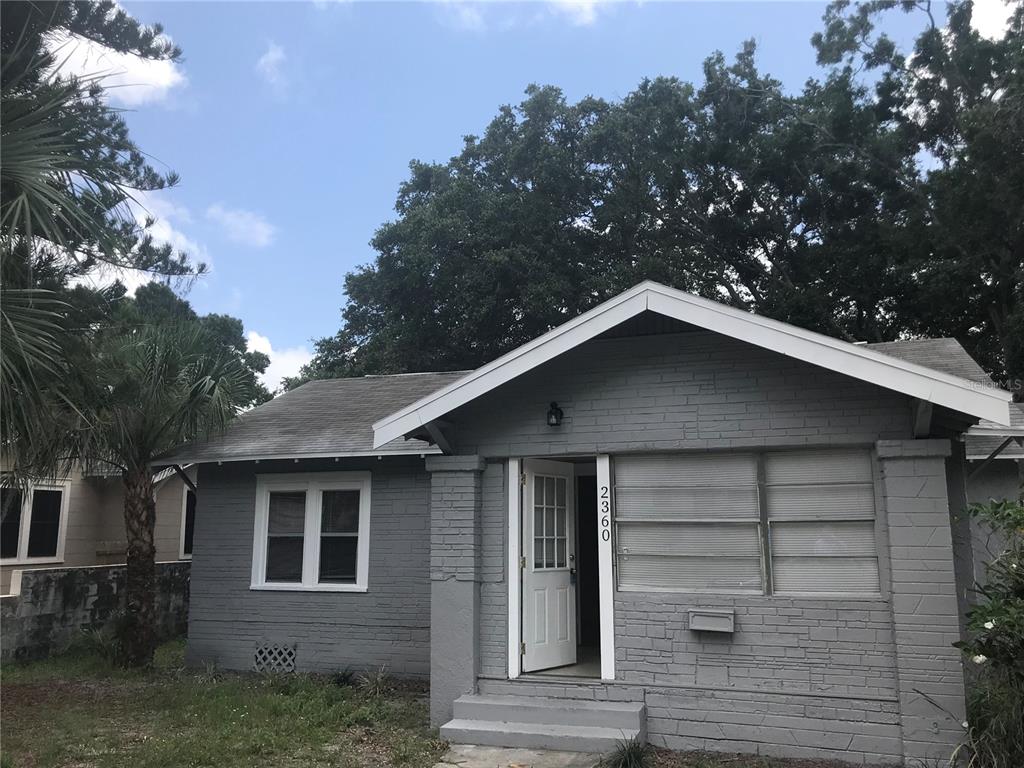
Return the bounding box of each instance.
[614,449,881,597]
[251,472,371,592]
[1,481,70,564]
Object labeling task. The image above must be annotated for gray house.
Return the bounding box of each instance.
[165,281,1021,766]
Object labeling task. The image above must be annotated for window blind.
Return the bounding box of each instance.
[614,454,762,593]
[612,449,881,596]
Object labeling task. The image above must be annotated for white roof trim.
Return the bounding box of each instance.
[372,281,1013,447]
[159,447,443,466]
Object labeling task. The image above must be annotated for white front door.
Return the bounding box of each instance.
[522,459,577,672]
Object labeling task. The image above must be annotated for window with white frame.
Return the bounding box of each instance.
[613,449,880,596]
[250,472,371,592]
[1,482,69,564]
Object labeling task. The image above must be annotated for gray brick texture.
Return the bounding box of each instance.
[186,457,431,677]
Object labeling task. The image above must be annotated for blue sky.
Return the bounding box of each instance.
[80,1,1001,388]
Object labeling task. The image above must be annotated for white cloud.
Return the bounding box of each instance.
[437,1,487,31]
[47,31,186,106]
[437,0,611,32]
[971,0,1013,39]
[549,0,602,26]
[256,41,288,92]
[68,190,206,295]
[246,331,313,392]
[206,204,276,248]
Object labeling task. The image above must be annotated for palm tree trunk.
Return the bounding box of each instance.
[121,468,157,667]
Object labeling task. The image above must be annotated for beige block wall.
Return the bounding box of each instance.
[2,465,195,595]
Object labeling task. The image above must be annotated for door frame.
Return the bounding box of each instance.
[507,456,616,681]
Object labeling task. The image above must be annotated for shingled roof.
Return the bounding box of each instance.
[161,371,468,464]
[163,334,1019,466]
[864,339,1024,460]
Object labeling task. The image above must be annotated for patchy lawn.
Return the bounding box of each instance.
[0,639,445,768]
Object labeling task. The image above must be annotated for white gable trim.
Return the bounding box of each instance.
[372,281,1012,447]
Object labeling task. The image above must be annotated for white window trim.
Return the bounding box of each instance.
[179,485,195,560]
[250,471,371,593]
[1,480,71,566]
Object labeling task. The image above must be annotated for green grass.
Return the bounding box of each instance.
[0,639,445,768]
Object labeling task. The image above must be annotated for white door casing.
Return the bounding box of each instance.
[522,459,577,672]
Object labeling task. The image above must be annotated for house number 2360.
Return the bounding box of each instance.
[599,486,611,541]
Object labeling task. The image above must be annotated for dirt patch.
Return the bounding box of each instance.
[652,748,881,768]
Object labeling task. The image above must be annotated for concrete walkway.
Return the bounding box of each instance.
[434,744,602,768]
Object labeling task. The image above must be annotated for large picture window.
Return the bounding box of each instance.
[1,482,69,564]
[250,472,371,592]
[614,449,881,597]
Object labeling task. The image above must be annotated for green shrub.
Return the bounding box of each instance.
[600,735,653,768]
[954,497,1024,768]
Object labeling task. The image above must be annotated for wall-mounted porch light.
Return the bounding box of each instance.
[546,402,564,427]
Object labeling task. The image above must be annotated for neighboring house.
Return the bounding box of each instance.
[164,281,1022,765]
[965,410,1024,504]
[0,463,197,595]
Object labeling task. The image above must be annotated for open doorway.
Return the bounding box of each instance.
[522,457,600,679]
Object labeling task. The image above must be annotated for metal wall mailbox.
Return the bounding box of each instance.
[688,609,735,633]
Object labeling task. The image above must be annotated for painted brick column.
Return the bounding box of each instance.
[876,439,966,763]
[425,455,485,726]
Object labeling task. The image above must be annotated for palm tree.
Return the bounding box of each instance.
[32,323,247,666]
[1,1,198,478]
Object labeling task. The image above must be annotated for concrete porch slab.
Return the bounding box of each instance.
[434,744,601,768]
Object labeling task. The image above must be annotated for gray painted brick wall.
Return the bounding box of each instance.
[186,457,431,677]
[877,440,966,761]
[447,334,969,764]
[448,331,913,457]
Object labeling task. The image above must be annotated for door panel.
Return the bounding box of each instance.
[522,459,576,672]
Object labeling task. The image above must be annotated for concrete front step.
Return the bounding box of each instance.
[442,694,646,753]
[453,694,645,729]
[440,718,640,753]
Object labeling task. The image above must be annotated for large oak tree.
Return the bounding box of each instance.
[294,0,1022,393]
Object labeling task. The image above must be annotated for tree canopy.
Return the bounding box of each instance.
[294,0,1023,394]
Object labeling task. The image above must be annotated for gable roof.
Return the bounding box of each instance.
[162,371,467,464]
[372,281,1012,448]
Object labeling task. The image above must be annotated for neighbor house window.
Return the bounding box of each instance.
[250,472,371,592]
[0,482,69,564]
[613,449,880,597]
[180,488,197,558]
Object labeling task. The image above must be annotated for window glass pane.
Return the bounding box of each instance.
[545,508,555,538]
[266,491,305,582]
[765,450,880,595]
[183,490,196,556]
[534,507,544,536]
[319,536,357,583]
[556,538,566,568]
[556,478,566,507]
[773,557,880,595]
[545,477,555,505]
[534,479,543,506]
[266,537,304,582]
[617,554,763,592]
[27,489,62,557]
[321,490,359,533]
[555,508,566,536]
[268,492,305,533]
[533,537,544,568]
[1,488,23,559]
[544,538,555,568]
